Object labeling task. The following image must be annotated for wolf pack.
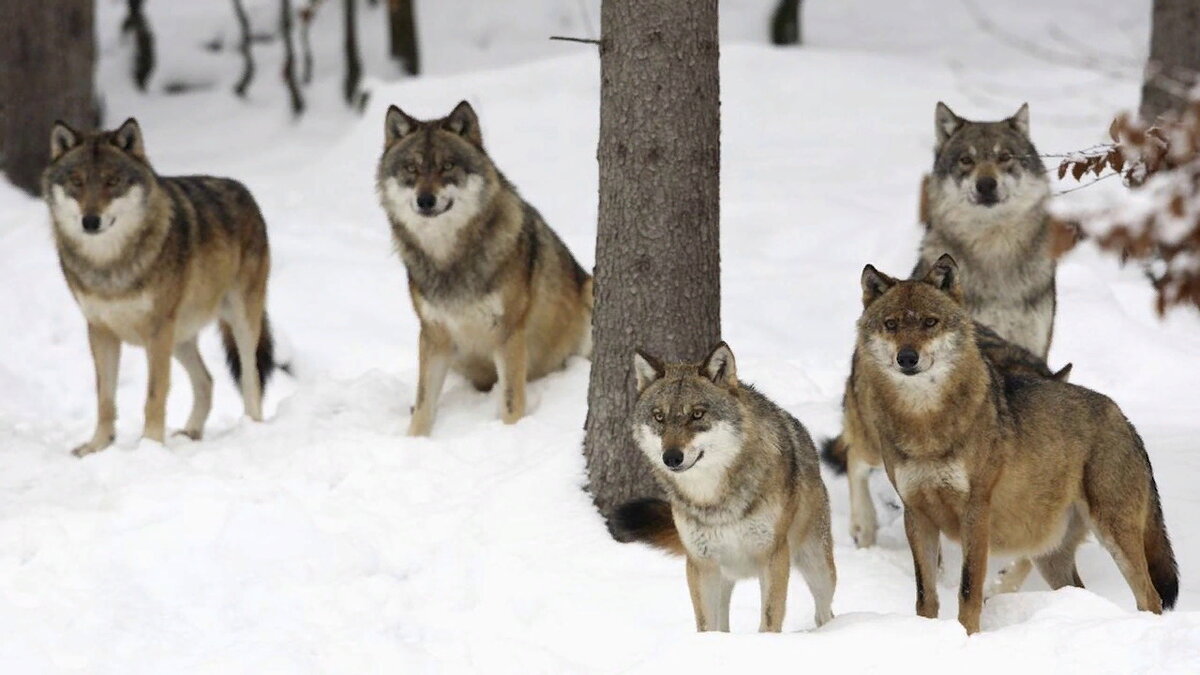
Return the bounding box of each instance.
[41,99,1177,636]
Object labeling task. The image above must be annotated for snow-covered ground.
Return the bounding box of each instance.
[2,0,1198,672]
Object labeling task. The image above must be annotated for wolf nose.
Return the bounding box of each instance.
[976,176,997,197]
[415,192,437,211]
[662,448,684,469]
[896,348,919,370]
[81,215,101,233]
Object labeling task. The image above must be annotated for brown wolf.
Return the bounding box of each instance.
[613,343,836,632]
[42,118,278,456]
[376,101,592,435]
[846,254,1177,633]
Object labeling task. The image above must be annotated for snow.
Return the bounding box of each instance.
[2,0,1199,672]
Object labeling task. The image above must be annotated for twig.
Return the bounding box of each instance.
[1054,171,1120,195]
[281,0,305,115]
[550,36,600,46]
[232,0,255,97]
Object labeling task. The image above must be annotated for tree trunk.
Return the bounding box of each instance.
[770,0,802,46]
[232,0,256,97]
[585,0,721,522]
[122,0,155,90]
[1140,0,1200,122]
[343,0,363,107]
[388,0,420,75]
[281,0,305,115]
[0,0,97,195]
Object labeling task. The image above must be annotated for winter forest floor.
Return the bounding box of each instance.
[1,0,1198,672]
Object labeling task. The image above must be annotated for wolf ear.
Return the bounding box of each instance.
[111,118,146,159]
[1052,362,1072,383]
[633,350,665,393]
[385,105,419,145]
[861,264,897,307]
[934,101,963,151]
[923,253,963,301]
[1009,102,1030,137]
[49,121,80,160]
[701,342,738,389]
[442,100,483,147]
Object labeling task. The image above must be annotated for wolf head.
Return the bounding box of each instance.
[858,255,975,403]
[929,102,1047,215]
[376,101,496,252]
[41,118,156,260]
[630,343,745,496]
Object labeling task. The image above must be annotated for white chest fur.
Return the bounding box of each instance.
[75,291,154,345]
[893,459,969,501]
[415,292,504,356]
[677,505,780,579]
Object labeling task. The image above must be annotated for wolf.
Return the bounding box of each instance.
[613,343,836,632]
[376,101,592,436]
[823,102,1059,567]
[917,102,1055,358]
[42,118,278,456]
[847,254,1177,634]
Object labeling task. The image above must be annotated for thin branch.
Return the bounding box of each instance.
[1054,171,1120,195]
[343,0,363,107]
[281,0,305,115]
[549,35,600,46]
[122,0,155,91]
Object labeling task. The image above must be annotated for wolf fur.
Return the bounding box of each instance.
[846,254,1177,634]
[43,118,278,456]
[376,101,592,435]
[613,343,836,632]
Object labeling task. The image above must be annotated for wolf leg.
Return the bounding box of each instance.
[904,507,941,620]
[986,558,1033,598]
[495,326,527,424]
[408,325,451,436]
[223,291,265,421]
[1034,506,1087,589]
[142,322,176,443]
[1090,508,1162,613]
[173,337,212,440]
[847,442,878,548]
[758,544,790,632]
[687,557,733,632]
[74,323,121,457]
[793,524,837,627]
[957,496,991,634]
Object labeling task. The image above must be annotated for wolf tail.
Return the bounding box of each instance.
[1144,473,1179,610]
[220,313,289,394]
[819,435,850,475]
[612,498,685,556]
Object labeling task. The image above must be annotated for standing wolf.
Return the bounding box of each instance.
[824,103,1060,557]
[377,101,593,436]
[43,118,278,456]
[848,255,1177,634]
[613,343,836,632]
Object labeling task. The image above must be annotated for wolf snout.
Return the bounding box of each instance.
[81,215,102,233]
[415,191,438,213]
[975,176,998,204]
[896,347,920,373]
[662,448,684,469]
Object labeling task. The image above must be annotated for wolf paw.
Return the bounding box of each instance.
[71,436,113,458]
[850,522,877,548]
[173,428,203,441]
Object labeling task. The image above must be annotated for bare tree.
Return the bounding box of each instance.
[0,0,97,195]
[232,0,256,97]
[343,0,364,107]
[281,0,305,115]
[388,0,420,75]
[770,0,803,46]
[1141,0,1200,122]
[585,0,721,521]
[122,0,155,90]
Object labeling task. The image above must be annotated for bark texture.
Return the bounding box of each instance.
[0,0,97,195]
[585,0,721,522]
[1141,0,1200,122]
[388,0,420,75]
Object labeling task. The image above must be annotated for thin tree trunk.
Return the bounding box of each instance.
[1140,0,1200,122]
[0,0,97,195]
[343,0,363,107]
[122,0,155,90]
[585,0,721,522]
[770,0,802,46]
[281,0,305,115]
[388,0,420,75]
[233,0,256,97]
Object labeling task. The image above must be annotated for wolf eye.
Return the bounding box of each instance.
[104,175,122,188]
[441,161,455,173]
[959,156,975,167]
[403,163,418,174]
[691,409,705,420]
[884,319,898,331]
[652,410,664,423]
[997,152,1013,163]
[69,175,84,188]
[923,317,939,328]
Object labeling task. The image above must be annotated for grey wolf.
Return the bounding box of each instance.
[847,254,1177,634]
[613,343,836,632]
[376,101,592,435]
[43,118,278,456]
